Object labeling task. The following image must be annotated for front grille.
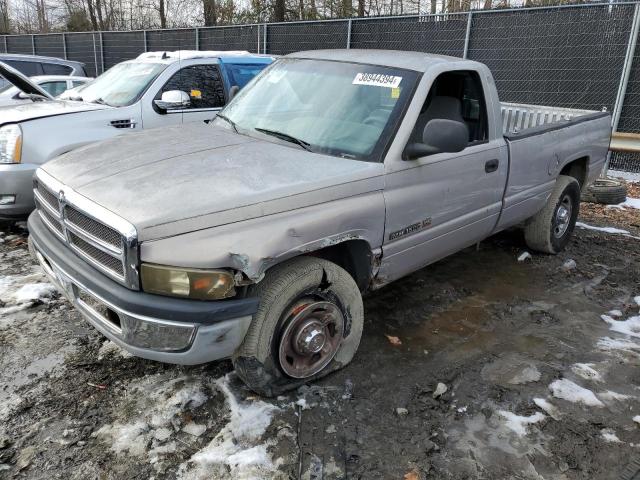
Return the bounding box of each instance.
[68,231,125,277]
[33,174,138,289]
[38,204,64,236]
[36,182,59,211]
[65,205,122,248]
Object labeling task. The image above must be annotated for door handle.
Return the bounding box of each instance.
[485,159,499,173]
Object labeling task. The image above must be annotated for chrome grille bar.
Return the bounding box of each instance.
[33,169,139,290]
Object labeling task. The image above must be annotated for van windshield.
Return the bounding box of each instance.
[67,61,167,107]
[217,58,419,161]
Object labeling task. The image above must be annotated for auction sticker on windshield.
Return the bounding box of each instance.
[353,73,402,88]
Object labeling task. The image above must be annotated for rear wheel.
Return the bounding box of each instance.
[524,175,580,254]
[233,257,363,397]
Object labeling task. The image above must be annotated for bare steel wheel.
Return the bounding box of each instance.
[524,175,580,254]
[278,300,345,379]
[553,194,572,239]
[232,257,364,397]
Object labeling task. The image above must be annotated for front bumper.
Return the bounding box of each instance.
[0,163,37,219]
[28,212,260,365]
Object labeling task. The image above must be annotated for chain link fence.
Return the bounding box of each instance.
[1,2,640,172]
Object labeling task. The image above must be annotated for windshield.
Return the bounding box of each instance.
[217,59,419,161]
[69,61,167,107]
[0,84,17,96]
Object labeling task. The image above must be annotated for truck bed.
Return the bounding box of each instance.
[495,102,611,232]
[501,102,598,136]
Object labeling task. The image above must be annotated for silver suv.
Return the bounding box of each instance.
[0,54,87,88]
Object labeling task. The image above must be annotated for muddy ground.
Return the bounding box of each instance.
[1,192,640,480]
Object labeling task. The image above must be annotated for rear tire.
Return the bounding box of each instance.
[524,175,580,254]
[232,257,364,397]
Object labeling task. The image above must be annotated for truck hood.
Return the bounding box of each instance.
[41,123,385,241]
[0,99,110,126]
[0,61,53,99]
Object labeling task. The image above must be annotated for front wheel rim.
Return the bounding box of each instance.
[278,300,344,379]
[554,194,572,238]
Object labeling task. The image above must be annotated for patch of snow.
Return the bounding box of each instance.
[601,314,640,338]
[608,170,640,184]
[633,416,640,426]
[599,391,633,402]
[13,283,56,303]
[295,398,310,410]
[457,406,468,413]
[498,410,545,436]
[183,422,207,437]
[549,379,604,407]
[95,374,211,462]
[571,363,602,382]
[0,270,57,315]
[533,398,561,420]
[601,429,621,443]
[609,310,623,318]
[226,445,273,469]
[149,441,177,464]
[517,252,532,262]
[153,427,173,442]
[635,296,640,307]
[598,337,640,354]
[620,197,640,210]
[178,375,279,480]
[96,421,149,457]
[575,222,630,235]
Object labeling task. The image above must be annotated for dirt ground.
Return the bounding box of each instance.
[1,189,640,480]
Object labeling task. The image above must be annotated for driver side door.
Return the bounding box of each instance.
[379,69,508,284]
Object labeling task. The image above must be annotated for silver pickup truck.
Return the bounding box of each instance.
[27,50,611,396]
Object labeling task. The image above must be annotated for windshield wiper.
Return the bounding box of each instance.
[217,113,238,133]
[255,128,313,152]
[24,93,48,102]
[91,97,110,106]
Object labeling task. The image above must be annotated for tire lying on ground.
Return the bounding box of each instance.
[524,174,581,254]
[233,257,364,397]
[581,178,627,205]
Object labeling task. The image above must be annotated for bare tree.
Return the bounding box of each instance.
[0,0,10,32]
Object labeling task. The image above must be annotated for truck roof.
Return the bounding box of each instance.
[286,49,478,73]
[136,50,274,64]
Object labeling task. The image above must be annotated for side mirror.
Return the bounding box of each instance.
[404,119,469,160]
[17,91,29,99]
[154,90,190,111]
[228,85,240,101]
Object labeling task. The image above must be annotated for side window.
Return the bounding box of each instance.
[460,73,488,144]
[410,70,488,146]
[42,63,73,75]
[40,81,69,97]
[4,60,43,76]
[72,80,86,88]
[158,65,225,110]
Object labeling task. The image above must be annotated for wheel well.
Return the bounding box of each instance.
[306,240,373,292]
[560,157,588,189]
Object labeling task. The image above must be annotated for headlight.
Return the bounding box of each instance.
[141,264,236,300]
[0,124,22,164]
